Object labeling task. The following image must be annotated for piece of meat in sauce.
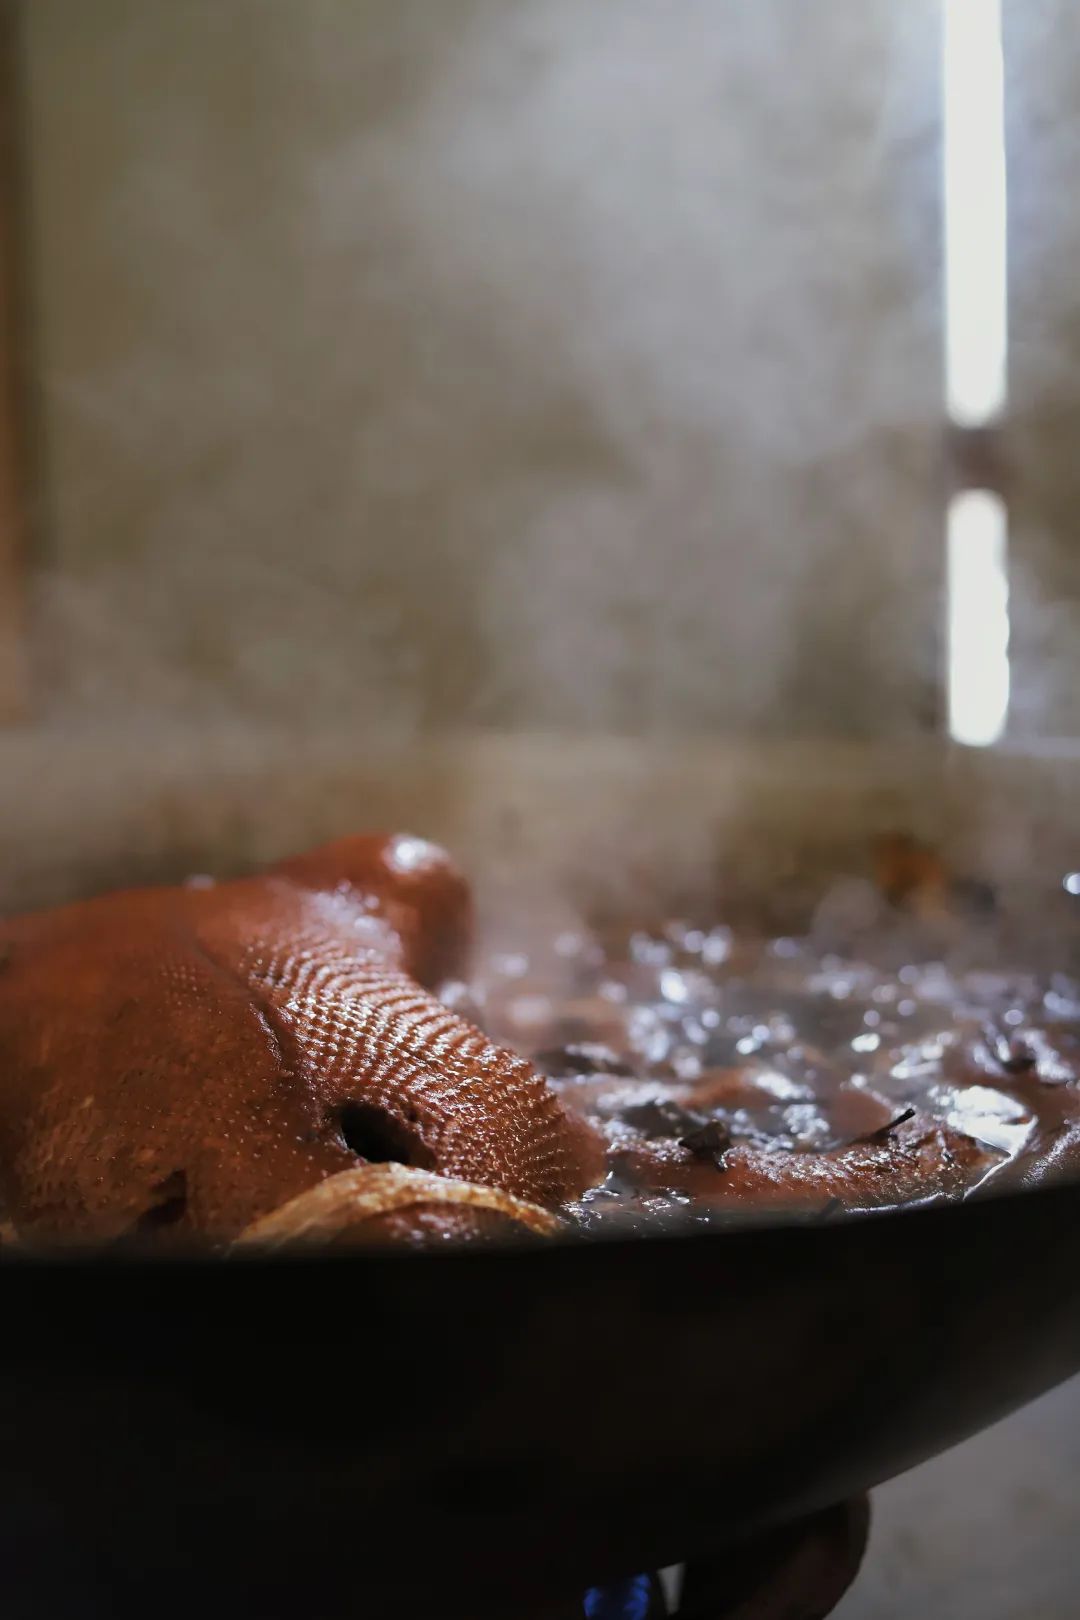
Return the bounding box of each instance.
[0,834,604,1248]
[0,835,1050,1250]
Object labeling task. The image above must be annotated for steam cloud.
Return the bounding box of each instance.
[22,0,941,736]
[9,1,1075,930]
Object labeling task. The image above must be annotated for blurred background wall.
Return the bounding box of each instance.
[14,0,943,740]
[1005,0,1080,740]
[5,0,1080,933]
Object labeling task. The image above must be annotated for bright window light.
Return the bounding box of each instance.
[943,0,1007,427]
[947,489,1010,746]
[943,1,1010,746]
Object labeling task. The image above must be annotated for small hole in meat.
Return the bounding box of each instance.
[338,1102,433,1168]
[133,1170,188,1232]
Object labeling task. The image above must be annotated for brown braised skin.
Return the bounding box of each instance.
[0,834,603,1248]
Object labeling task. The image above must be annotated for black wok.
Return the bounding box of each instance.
[1,738,1078,1617]
[1,1171,1078,1619]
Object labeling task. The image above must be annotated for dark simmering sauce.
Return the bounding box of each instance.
[449,921,1080,1234]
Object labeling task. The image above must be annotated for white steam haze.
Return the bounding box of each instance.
[1003,0,1080,743]
[6,0,1080,921]
[19,0,942,737]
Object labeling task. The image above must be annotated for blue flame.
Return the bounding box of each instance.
[582,1573,654,1619]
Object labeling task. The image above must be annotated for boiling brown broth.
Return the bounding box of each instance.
[451,924,1080,1234]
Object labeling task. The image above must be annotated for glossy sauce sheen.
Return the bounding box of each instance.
[2,836,1079,1250]
[464,922,1080,1234]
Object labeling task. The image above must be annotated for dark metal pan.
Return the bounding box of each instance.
[1,747,1077,1617]
[1,1171,1078,1619]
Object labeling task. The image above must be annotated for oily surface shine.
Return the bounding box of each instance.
[6,834,1076,1252]
[0,834,602,1245]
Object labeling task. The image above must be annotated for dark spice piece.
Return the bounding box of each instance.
[679,1118,734,1167]
[855,1106,917,1145]
[532,1042,634,1078]
[621,1098,708,1139]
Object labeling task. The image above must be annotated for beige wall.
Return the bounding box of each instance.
[16,0,943,741]
[1006,0,1080,740]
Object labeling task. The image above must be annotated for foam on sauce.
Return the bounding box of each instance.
[446,924,1080,1235]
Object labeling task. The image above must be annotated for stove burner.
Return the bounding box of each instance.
[583,1574,662,1619]
[545,1497,870,1620]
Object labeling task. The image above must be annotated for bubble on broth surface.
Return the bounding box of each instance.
[471,919,1080,1234]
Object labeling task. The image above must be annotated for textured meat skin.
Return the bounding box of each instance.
[0,834,603,1245]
